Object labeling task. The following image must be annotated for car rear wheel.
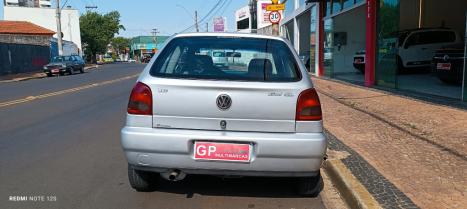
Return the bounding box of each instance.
[46,73,52,77]
[128,164,158,192]
[297,173,324,197]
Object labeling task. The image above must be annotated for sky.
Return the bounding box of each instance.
[0,0,248,37]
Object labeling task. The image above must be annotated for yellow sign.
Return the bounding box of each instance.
[266,4,285,11]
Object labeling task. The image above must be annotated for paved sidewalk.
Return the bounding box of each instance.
[313,77,466,209]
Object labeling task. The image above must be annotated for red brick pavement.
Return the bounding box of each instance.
[313,77,466,209]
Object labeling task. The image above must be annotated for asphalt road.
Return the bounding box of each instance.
[0,63,326,209]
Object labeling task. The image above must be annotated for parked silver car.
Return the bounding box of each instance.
[121,33,326,196]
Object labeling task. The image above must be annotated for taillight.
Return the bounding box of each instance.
[127,82,152,115]
[296,88,322,121]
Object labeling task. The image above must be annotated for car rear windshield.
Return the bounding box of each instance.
[150,36,301,82]
[52,56,72,62]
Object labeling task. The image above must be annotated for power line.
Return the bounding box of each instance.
[219,0,233,17]
[179,0,222,33]
[197,0,231,31]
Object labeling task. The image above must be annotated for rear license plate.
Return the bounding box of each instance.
[437,63,451,70]
[354,59,363,64]
[51,69,59,73]
[194,142,251,162]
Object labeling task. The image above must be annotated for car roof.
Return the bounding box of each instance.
[173,32,287,42]
[398,27,455,34]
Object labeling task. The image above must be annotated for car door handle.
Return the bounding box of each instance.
[421,48,428,50]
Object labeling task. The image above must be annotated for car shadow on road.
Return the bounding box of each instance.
[152,174,307,198]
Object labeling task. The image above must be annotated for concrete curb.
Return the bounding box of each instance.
[325,159,382,209]
[0,65,98,83]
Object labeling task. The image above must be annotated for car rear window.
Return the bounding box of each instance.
[150,36,301,82]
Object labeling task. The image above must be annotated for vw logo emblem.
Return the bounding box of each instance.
[220,120,227,130]
[443,55,450,61]
[216,94,232,110]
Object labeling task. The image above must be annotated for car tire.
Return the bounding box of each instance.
[439,77,462,85]
[297,173,324,197]
[397,56,405,74]
[128,164,158,192]
[46,73,52,77]
[79,67,84,74]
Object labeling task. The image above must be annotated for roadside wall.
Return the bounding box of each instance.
[0,43,50,75]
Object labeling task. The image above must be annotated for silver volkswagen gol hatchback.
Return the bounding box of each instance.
[121,33,326,196]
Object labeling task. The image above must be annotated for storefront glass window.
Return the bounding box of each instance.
[355,0,365,5]
[325,0,331,17]
[299,0,306,8]
[376,0,399,88]
[324,18,334,77]
[463,13,467,102]
[342,0,353,10]
[332,0,342,14]
[283,0,295,18]
[309,5,317,73]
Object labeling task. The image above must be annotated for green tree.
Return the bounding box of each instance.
[111,37,130,55]
[80,11,125,63]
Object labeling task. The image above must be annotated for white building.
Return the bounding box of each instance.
[235,0,283,34]
[3,5,82,55]
[4,0,51,8]
[235,6,251,33]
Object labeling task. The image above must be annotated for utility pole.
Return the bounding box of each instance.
[151,28,159,44]
[271,0,279,36]
[56,0,63,56]
[195,11,199,32]
[206,23,209,32]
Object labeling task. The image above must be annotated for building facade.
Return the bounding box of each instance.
[130,36,169,61]
[4,0,51,8]
[0,20,54,74]
[281,0,467,102]
[3,5,82,55]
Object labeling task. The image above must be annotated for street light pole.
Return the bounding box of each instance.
[151,28,159,51]
[56,0,63,56]
[195,11,199,32]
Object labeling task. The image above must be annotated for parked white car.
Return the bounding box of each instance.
[211,50,228,68]
[352,28,462,73]
[397,28,462,69]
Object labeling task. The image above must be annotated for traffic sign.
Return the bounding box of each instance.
[266,4,285,11]
[268,11,281,24]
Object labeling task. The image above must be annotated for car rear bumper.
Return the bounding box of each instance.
[44,68,67,74]
[121,127,327,177]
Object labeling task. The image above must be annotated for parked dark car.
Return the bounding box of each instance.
[432,44,465,85]
[353,50,366,73]
[43,55,85,76]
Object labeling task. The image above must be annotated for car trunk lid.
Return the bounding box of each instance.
[149,80,299,133]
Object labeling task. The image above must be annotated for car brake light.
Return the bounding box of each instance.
[127,82,152,115]
[296,88,322,121]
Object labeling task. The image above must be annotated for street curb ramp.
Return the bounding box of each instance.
[325,159,382,209]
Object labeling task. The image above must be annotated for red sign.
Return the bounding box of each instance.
[194,142,251,162]
[354,58,364,64]
[269,11,281,24]
[437,63,451,70]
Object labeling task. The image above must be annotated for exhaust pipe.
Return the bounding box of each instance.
[161,169,186,181]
